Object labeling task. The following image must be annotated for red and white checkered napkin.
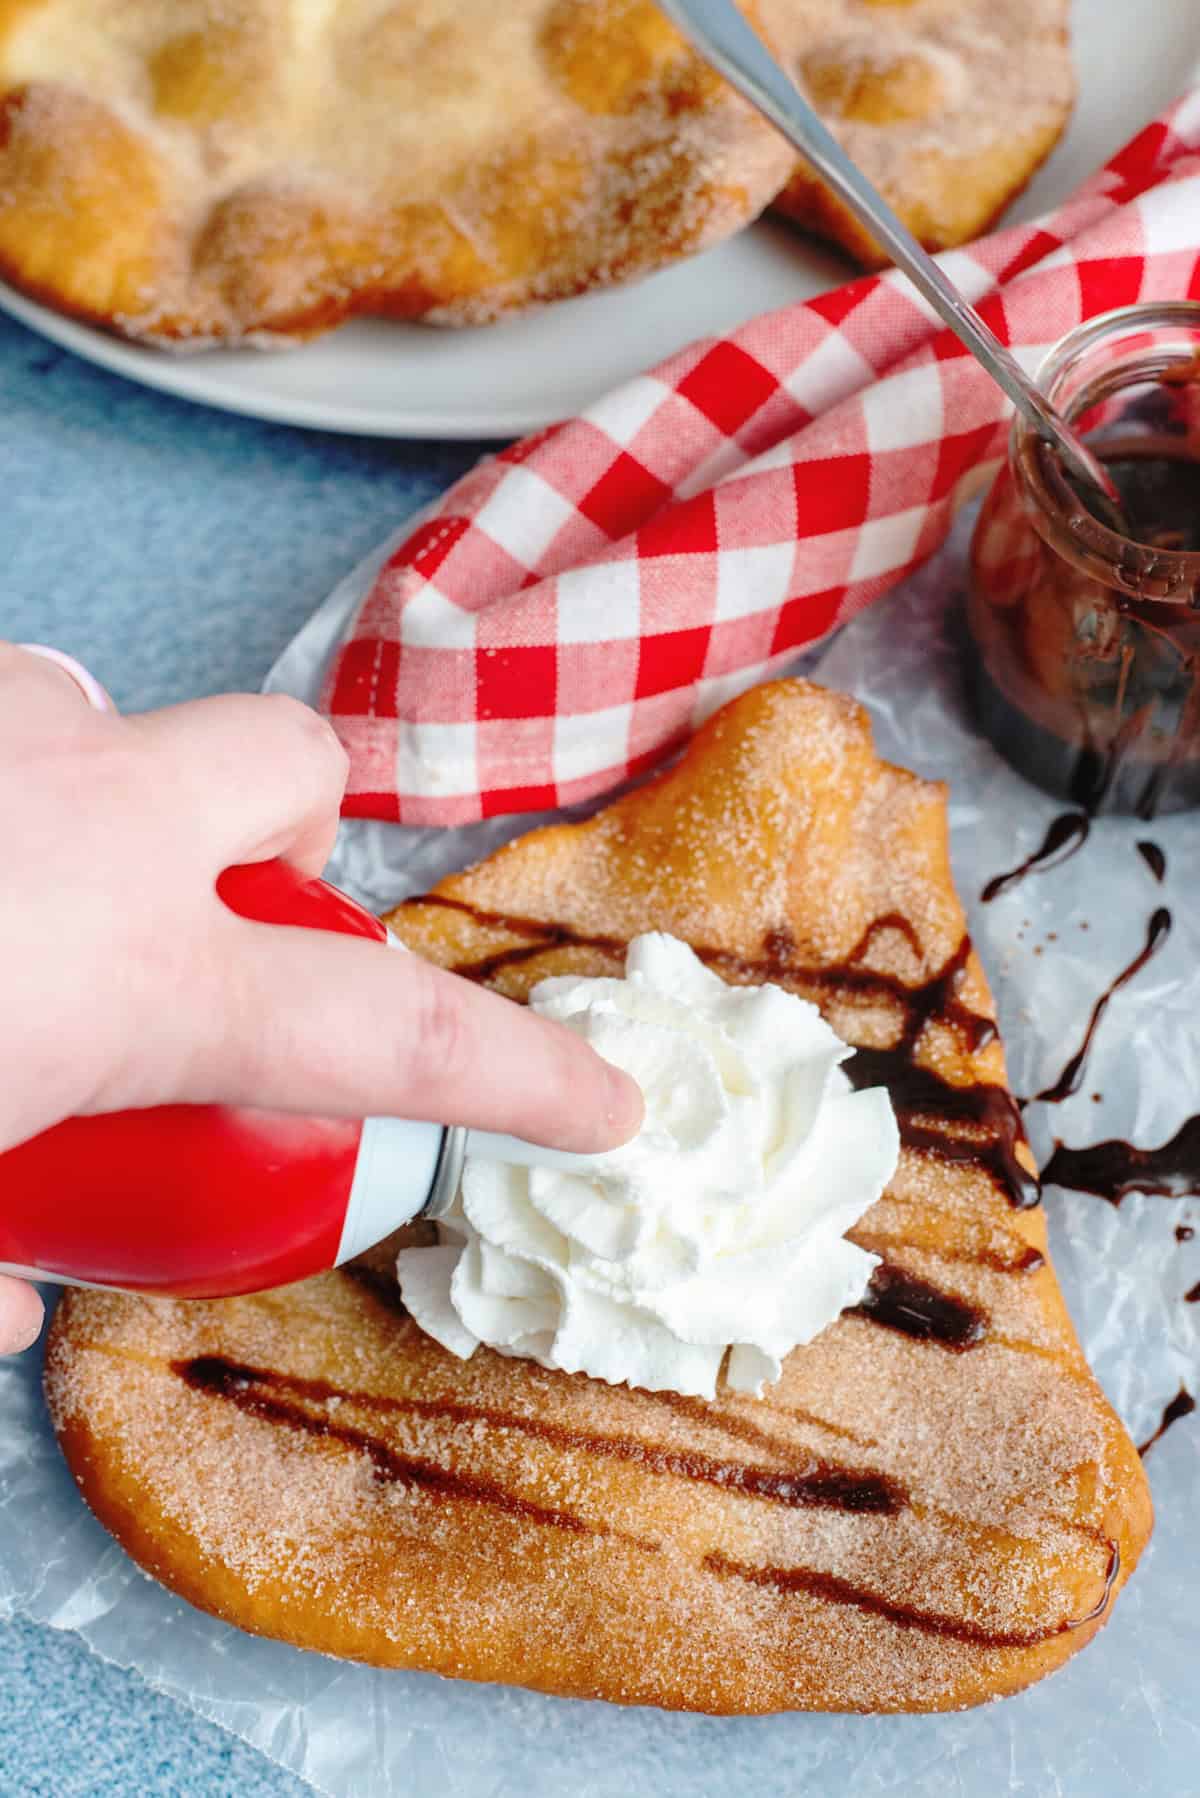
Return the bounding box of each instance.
[323,93,1200,826]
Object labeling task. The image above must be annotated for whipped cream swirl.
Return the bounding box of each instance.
[397,934,899,1399]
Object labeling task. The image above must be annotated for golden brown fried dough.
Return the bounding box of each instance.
[768,0,1074,265]
[0,0,793,342]
[47,681,1149,1712]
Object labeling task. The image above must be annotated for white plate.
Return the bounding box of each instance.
[2,0,1196,439]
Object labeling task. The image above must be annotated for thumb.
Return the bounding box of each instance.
[189,917,645,1154]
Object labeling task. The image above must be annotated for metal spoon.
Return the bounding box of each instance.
[657,0,1129,532]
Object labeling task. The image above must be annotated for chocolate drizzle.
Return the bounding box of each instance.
[836,933,1034,1210]
[176,1351,1125,1651]
[175,1356,905,1518]
[845,1049,1036,1210]
[1043,1117,1200,1204]
[410,895,1037,1211]
[847,1264,988,1351]
[179,1356,602,1537]
[1029,908,1172,1107]
[1137,841,1167,884]
[1137,1386,1196,1457]
[980,813,1090,904]
[703,1540,1120,1649]
[412,894,623,983]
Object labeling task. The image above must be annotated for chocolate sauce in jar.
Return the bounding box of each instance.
[967,419,1200,819]
[1103,453,1200,552]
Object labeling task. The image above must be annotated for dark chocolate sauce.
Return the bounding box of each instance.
[176,1355,904,1518]
[980,813,1090,904]
[846,1049,1037,1209]
[1186,1282,1200,1304]
[1137,840,1167,883]
[842,911,924,962]
[966,442,1200,819]
[1028,908,1172,1107]
[344,1263,412,1316]
[1177,1225,1196,1243]
[882,935,997,1054]
[1043,1115,1200,1204]
[1137,1386,1197,1457]
[846,1264,988,1351]
[1104,454,1200,553]
[761,933,1023,1208]
[413,895,1037,1210]
[703,1539,1119,1648]
[418,896,996,1050]
[178,1355,609,1537]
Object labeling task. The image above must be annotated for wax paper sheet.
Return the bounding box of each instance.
[2,514,1198,1798]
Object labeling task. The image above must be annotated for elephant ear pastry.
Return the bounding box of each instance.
[0,0,793,341]
[768,0,1074,265]
[46,679,1150,1714]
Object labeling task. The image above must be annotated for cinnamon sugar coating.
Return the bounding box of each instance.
[0,0,1072,340]
[0,0,793,342]
[45,681,1150,1712]
[767,0,1075,264]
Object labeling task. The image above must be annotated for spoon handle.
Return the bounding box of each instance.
[658,0,1125,523]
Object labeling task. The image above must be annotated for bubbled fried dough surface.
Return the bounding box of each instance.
[46,681,1151,1714]
[0,0,795,342]
[766,0,1074,265]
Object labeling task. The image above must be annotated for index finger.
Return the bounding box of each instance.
[185,915,645,1154]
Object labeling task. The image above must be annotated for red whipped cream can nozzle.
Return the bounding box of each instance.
[0,860,447,1298]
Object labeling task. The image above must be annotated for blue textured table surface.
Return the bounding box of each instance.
[0,310,485,1796]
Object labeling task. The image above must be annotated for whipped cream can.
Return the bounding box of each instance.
[0,861,446,1297]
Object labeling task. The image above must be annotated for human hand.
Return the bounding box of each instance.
[0,646,643,1345]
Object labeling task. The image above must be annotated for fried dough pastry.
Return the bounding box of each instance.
[46,680,1150,1714]
[768,0,1074,266]
[0,0,794,342]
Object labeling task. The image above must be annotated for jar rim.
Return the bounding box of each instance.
[1012,300,1200,594]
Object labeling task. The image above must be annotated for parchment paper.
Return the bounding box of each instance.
[2,515,1196,1798]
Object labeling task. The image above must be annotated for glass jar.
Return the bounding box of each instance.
[965,302,1200,815]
